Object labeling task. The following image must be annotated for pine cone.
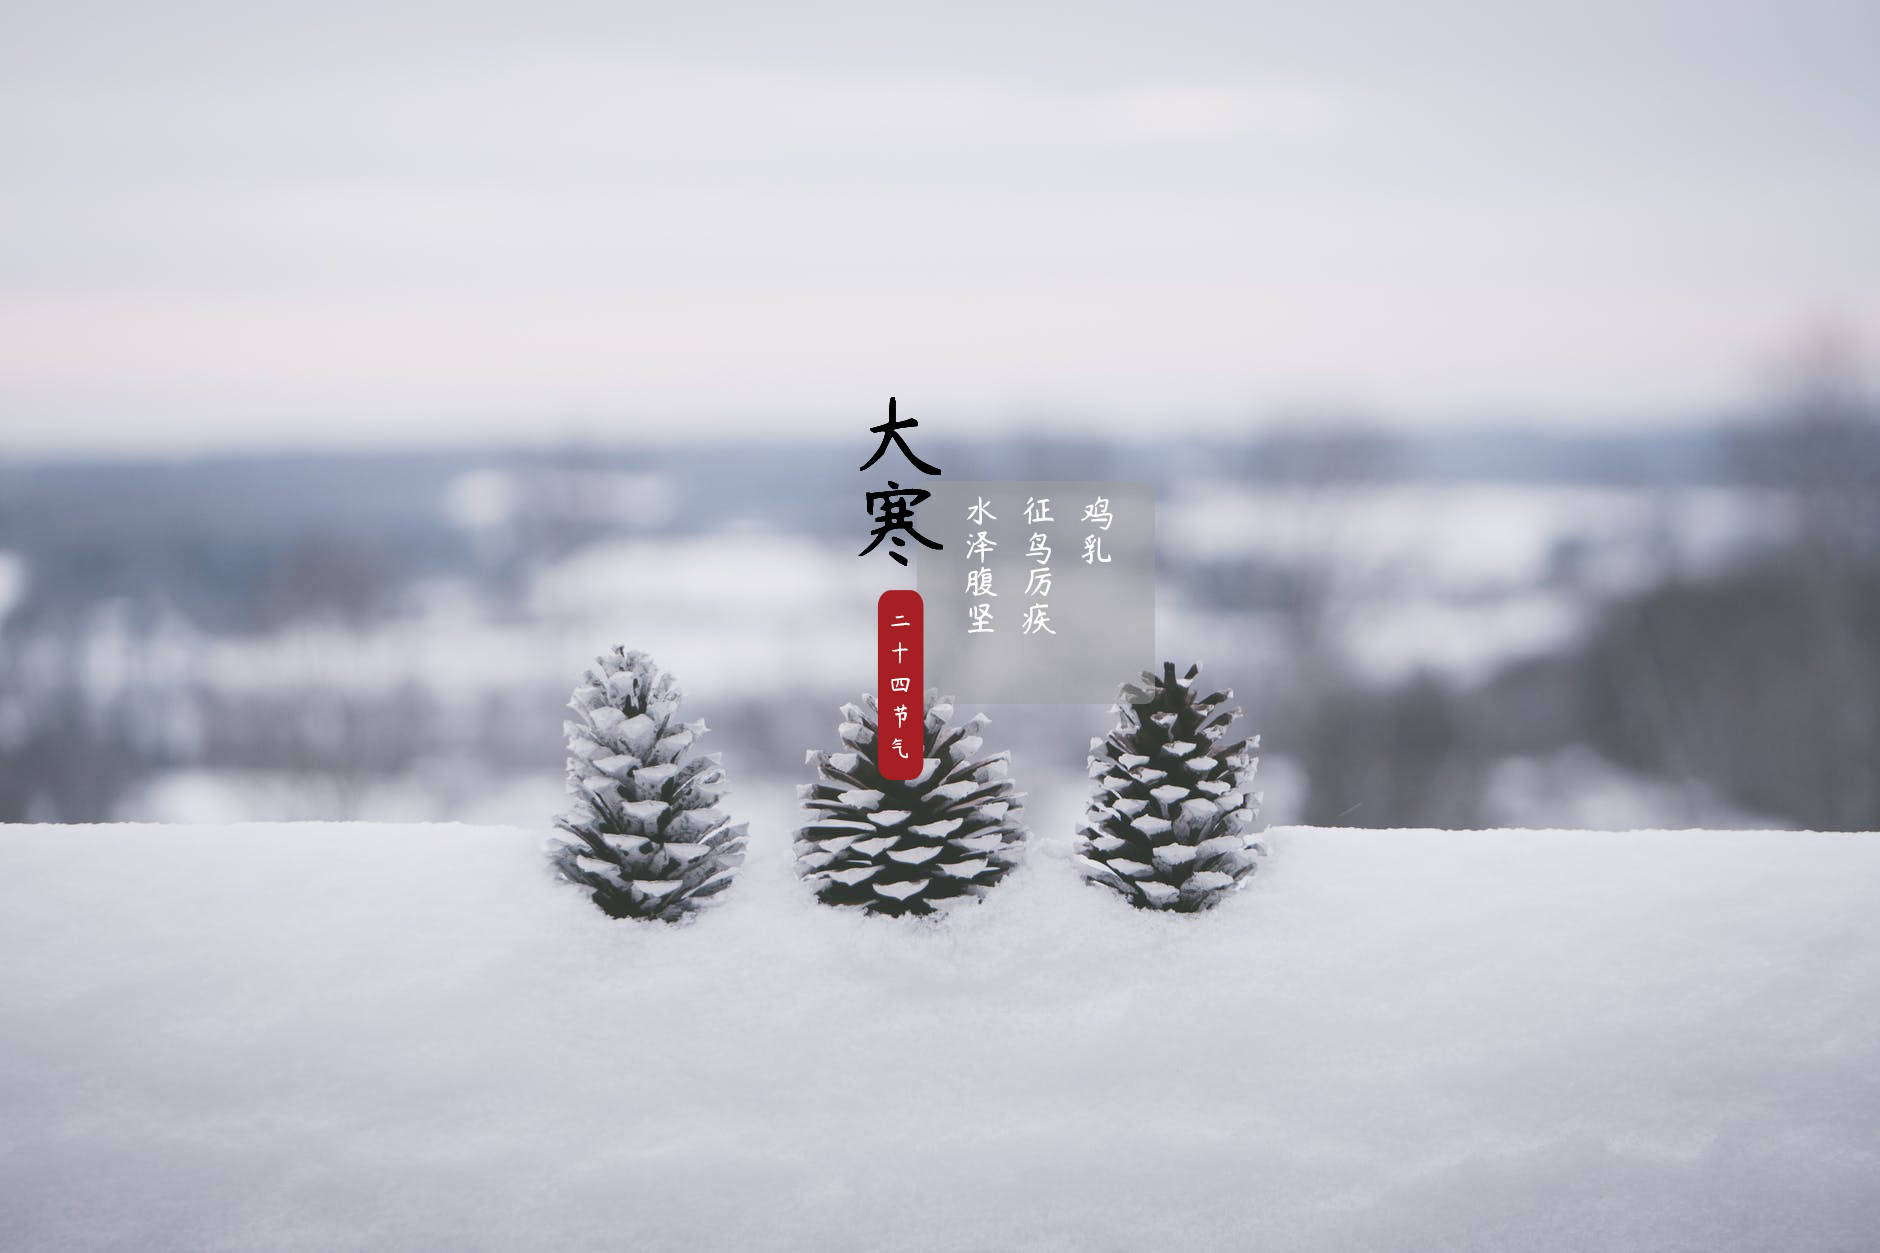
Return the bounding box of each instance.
[796,690,1026,916]
[1076,661,1263,911]
[550,647,747,921]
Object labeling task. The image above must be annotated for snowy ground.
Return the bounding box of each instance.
[2,815,1877,1251]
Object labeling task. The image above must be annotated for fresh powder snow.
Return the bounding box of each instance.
[1,810,1876,1251]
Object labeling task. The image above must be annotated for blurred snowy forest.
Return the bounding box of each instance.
[3,369,1877,832]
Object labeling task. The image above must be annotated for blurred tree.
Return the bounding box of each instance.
[254,535,390,629]
[1583,328,1880,829]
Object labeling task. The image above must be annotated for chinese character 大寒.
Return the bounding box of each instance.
[859,397,941,566]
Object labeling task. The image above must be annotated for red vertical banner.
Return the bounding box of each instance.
[876,589,925,780]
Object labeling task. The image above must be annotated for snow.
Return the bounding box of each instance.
[1162,484,1793,597]
[445,468,680,534]
[1479,746,1787,830]
[2,815,1877,1251]
[1158,484,1801,686]
[1340,589,1587,686]
[20,532,895,725]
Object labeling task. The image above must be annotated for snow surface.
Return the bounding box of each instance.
[2,816,1877,1252]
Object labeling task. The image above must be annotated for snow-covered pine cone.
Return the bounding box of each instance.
[1075,661,1263,911]
[550,647,747,921]
[795,690,1026,916]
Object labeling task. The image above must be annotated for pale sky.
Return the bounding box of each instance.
[2,0,1876,451]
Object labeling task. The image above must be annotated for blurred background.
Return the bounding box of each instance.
[2,1,1877,830]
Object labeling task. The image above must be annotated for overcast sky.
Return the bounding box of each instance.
[2,0,1875,452]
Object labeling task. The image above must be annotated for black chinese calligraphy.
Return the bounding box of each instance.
[859,396,942,476]
[861,481,944,565]
[860,396,944,565]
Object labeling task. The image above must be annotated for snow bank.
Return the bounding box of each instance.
[2,816,1876,1251]
[1162,483,1791,596]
